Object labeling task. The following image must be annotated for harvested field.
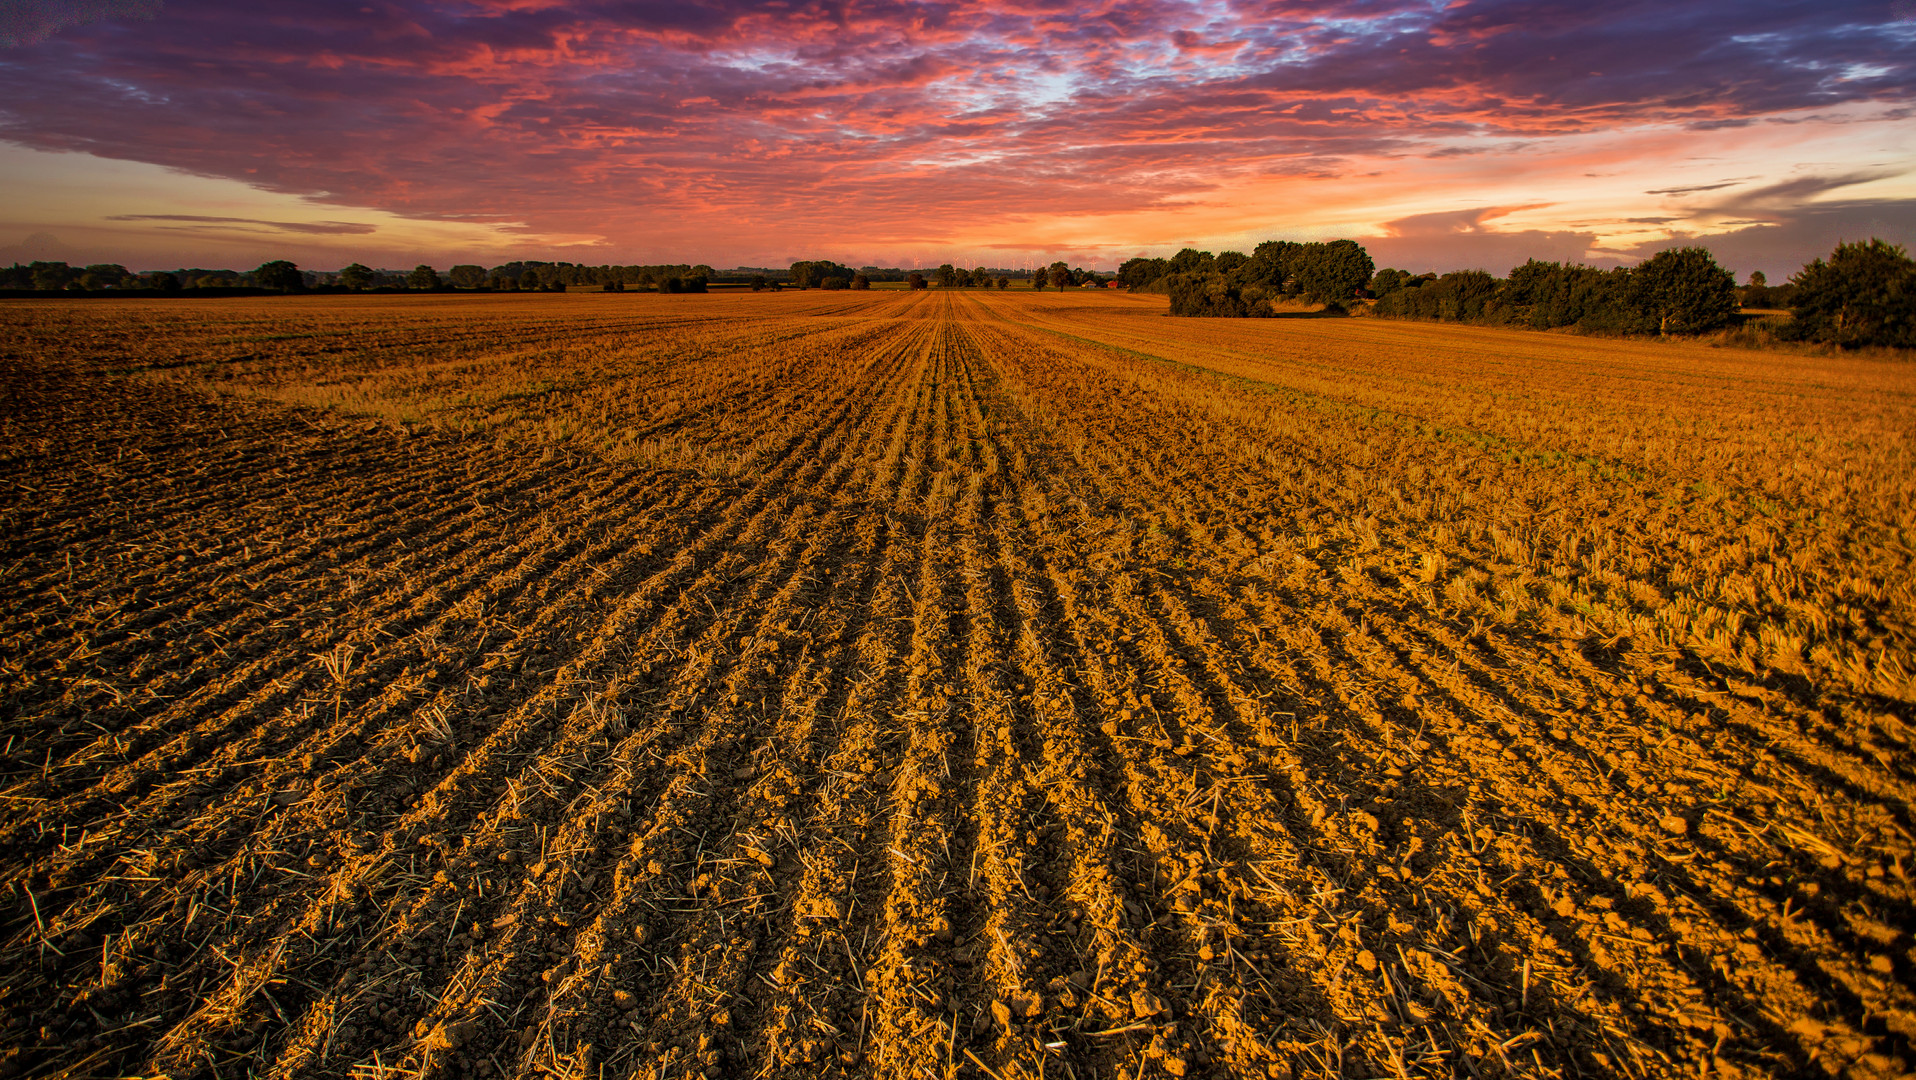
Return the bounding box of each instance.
[1,290,1912,1079]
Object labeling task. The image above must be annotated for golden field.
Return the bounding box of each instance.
[0,290,1910,1079]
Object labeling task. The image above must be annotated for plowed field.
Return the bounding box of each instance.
[2,290,1911,1080]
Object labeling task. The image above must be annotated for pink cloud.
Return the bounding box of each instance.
[0,0,1908,267]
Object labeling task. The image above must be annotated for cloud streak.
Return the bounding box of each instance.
[105,213,377,234]
[0,0,1910,267]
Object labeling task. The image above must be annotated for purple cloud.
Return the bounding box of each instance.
[0,0,1908,264]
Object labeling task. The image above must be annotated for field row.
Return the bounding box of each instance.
[0,291,1910,1079]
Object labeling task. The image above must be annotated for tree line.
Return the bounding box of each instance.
[0,259,724,294]
[1118,240,1376,317]
[10,240,1905,348]
[1119,237,1913,348]
[1368,240,1913,347]
[1,258,1102,294]
[782,261,1108,291]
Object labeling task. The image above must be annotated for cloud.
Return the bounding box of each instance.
[1617,197,1916,280]
[0,0,158,47]
[0,228,114,264]
[0,0,1909,265]
[1694,171,1905,217]
[1645,181,1741,196]
[105,213,376,234]
[1362,205,1598,274]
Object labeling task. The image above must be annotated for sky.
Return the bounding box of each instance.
[0,0,1911,276]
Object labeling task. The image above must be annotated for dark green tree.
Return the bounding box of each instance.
[791,260,850,288]
[1046,262,1071,291]
[1168,248,1214,276]
[80,263,132,290]
[1633,247,1737,334]
[908,272,928,290]
[407,264,441,290]
[1368,268,1411,296]
[1788,239,1916,348]
[448,264,486,288]
[254,260,302,292]
[1117,257,1169,289]
[1290,240,1375,302]
[339,263,376,290]
[1246,241,1300,292]
[996,276,1009,290]
[936,263,957,288]
[1167,273,1251,317]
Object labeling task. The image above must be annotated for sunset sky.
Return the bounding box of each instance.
[0,0,1910,276]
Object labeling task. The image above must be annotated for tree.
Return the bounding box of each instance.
[908,272,927,290]
[151,272,181,292]
[750,274,770,291]
[253,260,302,292]
[78,263,132,290]
[936,263,956,288]
[448,264,486,288]
[1245,241,1300,292]
[1168,248,1214,275]
[1633,247,1737,334]
[1501,260,1633,330]
[1368,268,1411,296]
[1118,257,1169,289]
[1046,261,1071,291]
[520,267,542,290]
[996,276,1009,290]
[1167,273,1252,317]
[851,273,871,290]
[1788,239,1916,348]
[1373,270,1501,322]
[791,260,850,288]
[1290,240,1375,302]
[407,264,440,290]
[339,263,376,290]
[973,267,991,289]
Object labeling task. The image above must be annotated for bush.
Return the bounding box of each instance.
[1167,273,1257,317]
[1373,270,1500,322]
